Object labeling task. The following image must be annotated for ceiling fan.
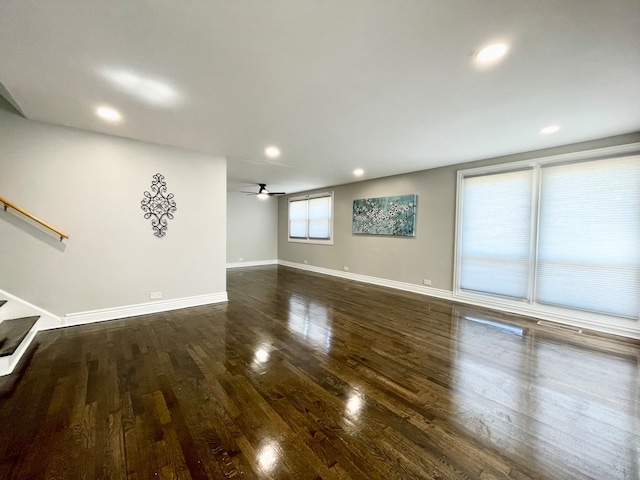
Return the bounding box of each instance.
[241,183,286,198]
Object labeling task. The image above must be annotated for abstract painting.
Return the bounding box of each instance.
[352,194,417,236]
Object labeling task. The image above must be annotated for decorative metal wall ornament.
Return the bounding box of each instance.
[141,173,177,237]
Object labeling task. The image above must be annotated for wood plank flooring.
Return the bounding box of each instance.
[0,265,638,479]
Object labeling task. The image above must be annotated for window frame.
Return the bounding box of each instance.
[454,142,640,322]
[457,167,537,302]
[287,191,334,245]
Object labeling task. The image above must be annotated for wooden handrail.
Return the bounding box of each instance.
[0,195,69,241]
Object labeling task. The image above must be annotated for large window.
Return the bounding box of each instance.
[456,148,640,320]
[536,157,640,317]
[288,192,333,243]
[459,169,533,300]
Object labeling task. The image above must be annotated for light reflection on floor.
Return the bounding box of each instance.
[451,307,639,479]
[251,344,271,371]
[287,293,333,353]
[256,439,281,474]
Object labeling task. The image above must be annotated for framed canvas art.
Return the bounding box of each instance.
[352,194,417,236]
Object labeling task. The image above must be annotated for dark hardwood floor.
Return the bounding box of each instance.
[0,265,638,479]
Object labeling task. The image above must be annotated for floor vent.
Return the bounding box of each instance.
[536,321,582,334]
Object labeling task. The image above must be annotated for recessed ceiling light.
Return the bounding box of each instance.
[96,106,122,123]
[353,168,364,176]
[475,43,509,64]
[265,146,280,158]
[540,125,560,135]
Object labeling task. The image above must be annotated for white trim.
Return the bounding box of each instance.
[277,260,640,339]
[0,287,62,323]
[0,291,228,375]
[277,260,453,300]
[452,291,640,339]
[0,330,37,376]
[527,165,542,302]
[63,292,228,327]
[453,142,640,336]
[287,238,334,245]
[0,307,62,376]
[453,170,463,296]
[288,191,334,244]
[227,259,278,269]
[290,191,333,201]
[458,142,640,177]
[0,290,63,375]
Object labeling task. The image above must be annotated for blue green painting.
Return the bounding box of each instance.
[352,194,417,236]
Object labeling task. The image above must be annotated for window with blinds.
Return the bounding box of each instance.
[459,169,533,300]
[308,196,331,239]
[456,152,640,320]
[536,157,640,318]
[288,193,333,243]
[289,200,308,239]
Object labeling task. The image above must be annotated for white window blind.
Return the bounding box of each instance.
[459,169,533,299]
[308,196,331,239]
[536,157,640,318]
[288,193,333,242]
[289,200,308,238]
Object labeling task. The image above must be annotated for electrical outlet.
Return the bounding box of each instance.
[150,291,162,299]
[343,266,349,271]
[303,259,308,264]
[238,257,244,261]
[423,279,432,286]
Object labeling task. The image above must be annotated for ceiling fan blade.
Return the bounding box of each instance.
[240,183,286,196]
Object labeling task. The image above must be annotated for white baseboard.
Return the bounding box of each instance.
[276,260,640,339]
[277,260,453,299]
[63,292,228,327]
[0,290,228,375]
[452,292,640,340]
[227,259,278,269]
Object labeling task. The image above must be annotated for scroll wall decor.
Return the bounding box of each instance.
[141,173,177,237]
[352,194,417,236]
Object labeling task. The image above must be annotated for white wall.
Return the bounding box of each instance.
[0,107,227,317]
[227,192,278,265]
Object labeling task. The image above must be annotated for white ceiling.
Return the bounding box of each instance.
[1,1,639,195]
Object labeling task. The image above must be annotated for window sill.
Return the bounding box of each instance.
[288,238,333,245]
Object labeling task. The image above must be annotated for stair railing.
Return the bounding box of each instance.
[0,195,69,241]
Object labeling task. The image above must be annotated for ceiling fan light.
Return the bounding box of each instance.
[240,183,285,197]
